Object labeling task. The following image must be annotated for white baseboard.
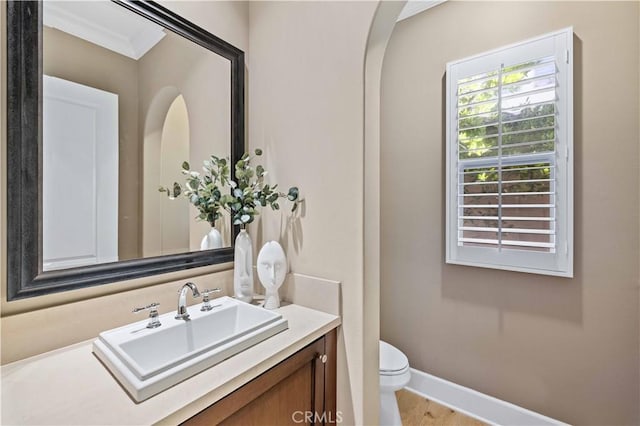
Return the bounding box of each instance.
[405,368,568,426]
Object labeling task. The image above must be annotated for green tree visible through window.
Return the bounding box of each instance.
[457,58,556,243]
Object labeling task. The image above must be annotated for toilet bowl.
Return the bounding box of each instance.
[379,340,411,426]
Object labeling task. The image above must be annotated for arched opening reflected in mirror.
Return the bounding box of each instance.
[159,94,190,256]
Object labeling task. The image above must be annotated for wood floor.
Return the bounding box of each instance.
[396,389,487,426]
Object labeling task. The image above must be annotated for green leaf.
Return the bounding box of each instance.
[241,214,251,223]
[172,182,182,198]
[254,148,263,156]
[182,161,190,170]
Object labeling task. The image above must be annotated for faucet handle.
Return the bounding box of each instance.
[132,303,161,329]
[132,302,160,313]
[201,288,222,311]
[201,288,221,302]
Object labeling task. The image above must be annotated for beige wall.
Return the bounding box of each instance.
[0,1,249,359]
[248,2,378,424]
[43,26,142,261]
[1,1,388,423]
[380,2,640,425]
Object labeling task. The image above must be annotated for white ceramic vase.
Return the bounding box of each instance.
[233,229,253,302]
[257,241,287,310]
[200,227,223,250]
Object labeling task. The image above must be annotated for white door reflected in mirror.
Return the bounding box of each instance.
[43,75,119,271]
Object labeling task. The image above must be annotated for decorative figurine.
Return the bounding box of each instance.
[257,241,287,309]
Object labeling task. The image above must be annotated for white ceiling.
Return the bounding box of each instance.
[397,0,446,22]
[43,0,166,60]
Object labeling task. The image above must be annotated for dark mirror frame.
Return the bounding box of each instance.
[6,0,245,301]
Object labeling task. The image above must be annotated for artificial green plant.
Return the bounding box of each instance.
[158,155,230,227]
[159,149,302,229]
[221,149,302,227]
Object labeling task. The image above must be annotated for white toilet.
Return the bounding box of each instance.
[379,340,411,426]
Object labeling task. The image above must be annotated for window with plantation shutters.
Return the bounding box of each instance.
[446,28,573,277]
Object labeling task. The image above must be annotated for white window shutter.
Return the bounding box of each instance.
[446,28,573,277]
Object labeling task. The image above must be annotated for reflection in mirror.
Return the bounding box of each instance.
[41,1,231,271]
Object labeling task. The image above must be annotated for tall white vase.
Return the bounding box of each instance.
[200,227,223,250]
[233,229,253,302]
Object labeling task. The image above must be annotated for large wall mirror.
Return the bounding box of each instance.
[7,1,245,300]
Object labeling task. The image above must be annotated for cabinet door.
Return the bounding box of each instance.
[184,330,337,426]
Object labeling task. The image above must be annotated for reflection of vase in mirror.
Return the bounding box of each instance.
[233,230,254,303]
[200,227,223,250]
[257,241,287,310]
[41,0,233,267]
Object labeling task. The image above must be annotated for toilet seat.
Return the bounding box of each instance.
[379,340,409,375]
[379,341,411,425]
[380,364,410,376]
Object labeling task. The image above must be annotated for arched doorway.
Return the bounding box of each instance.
[142,88,191,257]
[362,2,406,424]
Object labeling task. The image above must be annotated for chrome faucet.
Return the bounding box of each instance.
[175,282,201,320]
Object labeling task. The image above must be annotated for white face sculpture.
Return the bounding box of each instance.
[257,241,287,291]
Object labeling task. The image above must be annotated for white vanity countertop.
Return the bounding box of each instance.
[1,303,340,425]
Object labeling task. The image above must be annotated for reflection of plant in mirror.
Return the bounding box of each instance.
[221,148,302,228]
[158,155,230,227]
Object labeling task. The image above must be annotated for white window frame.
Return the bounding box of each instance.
[445,28,574,277]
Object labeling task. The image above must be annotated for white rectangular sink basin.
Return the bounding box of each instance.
[92,296,288,402]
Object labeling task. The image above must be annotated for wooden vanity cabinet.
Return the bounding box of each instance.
[183,329,337,426]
